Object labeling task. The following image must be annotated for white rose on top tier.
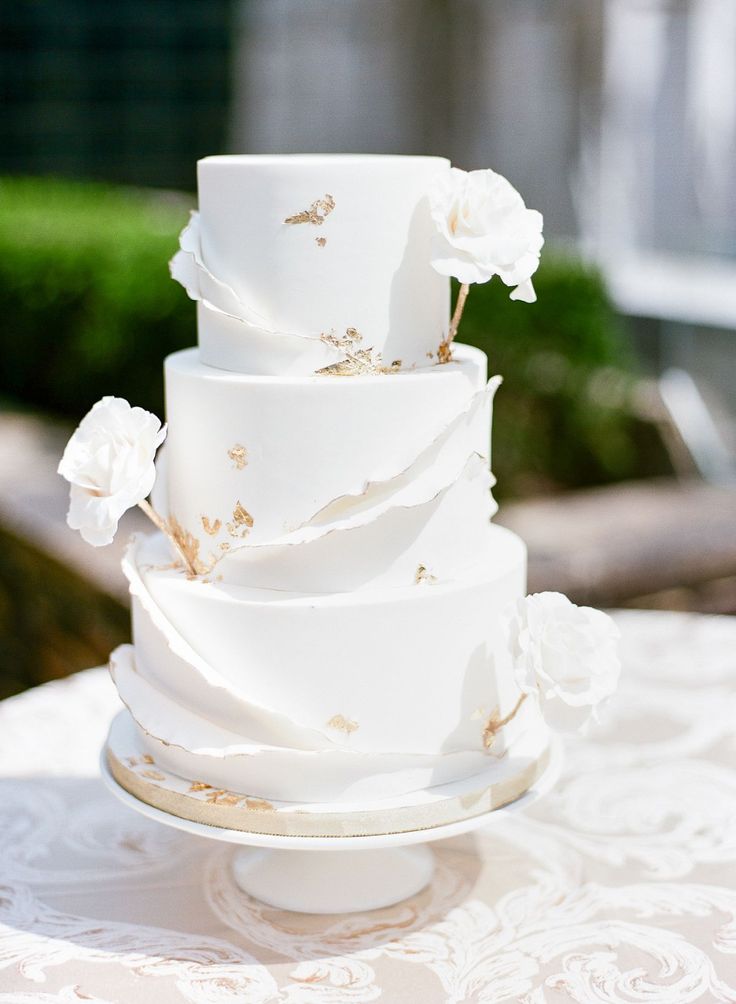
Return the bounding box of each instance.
[429,167,544,303]
[508,592,621,733]
[58,397,166,546]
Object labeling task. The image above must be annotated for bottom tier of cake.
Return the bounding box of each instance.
[110,527,548,803]
[104,710,555,837]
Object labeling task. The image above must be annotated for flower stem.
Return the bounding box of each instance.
[482,691,528,750]
[137,498,196,576]
[494,691,528,731]
[447,282,470,345]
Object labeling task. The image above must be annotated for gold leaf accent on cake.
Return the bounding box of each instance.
[141,754,155,764]
[141,769,166,781]
[427,351,435,360]
[226,500,254,538]
[437,339,453,364]
[189,781,213,792]
[316,348,398,377]
[201,516,221,536]
[218,541,231,552]
[316,328,404,376]
[166,515,207,578]
[415,564,438,585]
[320,327,363,350]
[327,714,359,735]
[206,789,241,806]
[245,797,275,811]
[227,444,248,470]
[126,757,138,767]
[316,236,327,247]
[284,193,335,226]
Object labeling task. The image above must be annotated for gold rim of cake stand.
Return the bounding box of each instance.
[105,744,551,839]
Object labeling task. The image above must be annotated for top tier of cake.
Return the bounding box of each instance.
[172,154,451,375]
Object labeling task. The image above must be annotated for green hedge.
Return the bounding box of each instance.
[0,177,194,419]
[458,265,670,496]
[0,176,669,496]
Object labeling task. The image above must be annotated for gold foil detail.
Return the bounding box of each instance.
[227,500,254,538]
[166,515,207,578]
[200,789,273,809]
[437,339,453,364]
[320,327,363,351]
[219,541,231,552]
[206,790,240,806]
[141,769,166,781]
[245,798,275,812]
[227,444,248,470]
[316,348,398,377]
[201,516,221,536]
[327,714,359,735]
[317,329,403,375]
[415,564,438,585]
[141,754,155,764]
[284,193,335,226]
[316,236,327,247]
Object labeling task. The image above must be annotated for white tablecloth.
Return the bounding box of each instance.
[1,610,736,1003]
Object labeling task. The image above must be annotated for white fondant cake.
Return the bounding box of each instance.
[107,154,551,806]
[172,154,450,375]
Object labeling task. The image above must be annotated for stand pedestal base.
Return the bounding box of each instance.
[231,845,435,914]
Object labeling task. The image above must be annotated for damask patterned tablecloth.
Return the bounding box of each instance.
[1,610,736,1004]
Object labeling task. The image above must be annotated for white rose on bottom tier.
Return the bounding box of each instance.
[508,591,621,733]
[58,396,166,546]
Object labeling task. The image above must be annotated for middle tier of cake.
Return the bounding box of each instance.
[156,344,499,593]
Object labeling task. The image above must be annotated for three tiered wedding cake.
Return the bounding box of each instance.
[59,155,620,832]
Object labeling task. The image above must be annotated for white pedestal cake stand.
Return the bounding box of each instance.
[101,725,562,915]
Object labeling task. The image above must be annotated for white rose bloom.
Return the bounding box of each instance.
[508,592,621,733]
[429,167,544,302]
[58,397,166,547]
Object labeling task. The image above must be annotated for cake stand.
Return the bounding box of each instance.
[101,718,562,915]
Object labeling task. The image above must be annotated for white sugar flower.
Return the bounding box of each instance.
[58,397,166,546]
[429,167,544,303]
[507,592,620,733]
